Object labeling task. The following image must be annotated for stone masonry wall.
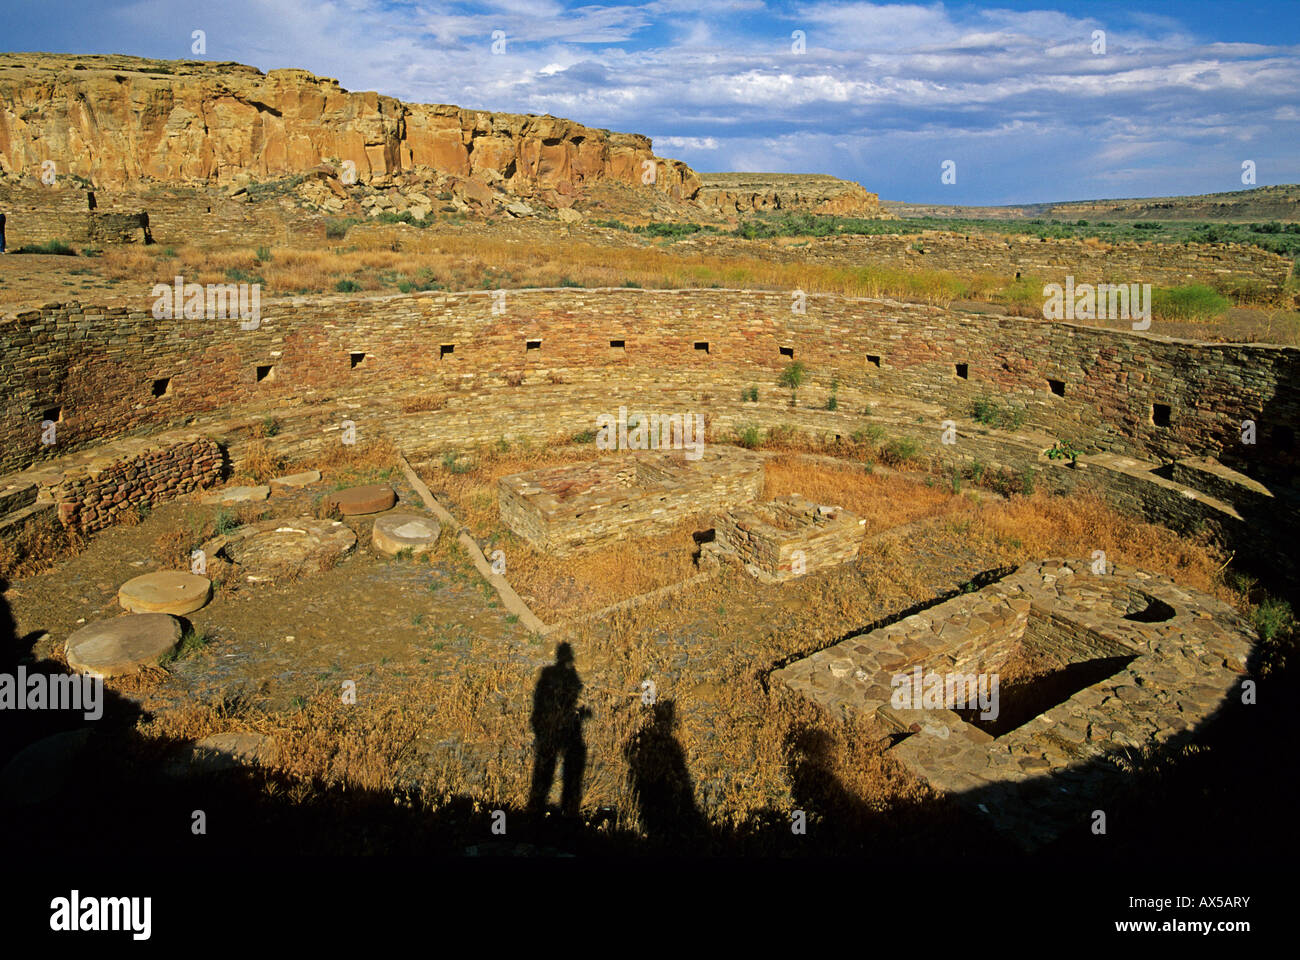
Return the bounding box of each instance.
[50,438,221,533]
[1,289,1296,481]
[715,495,865,579]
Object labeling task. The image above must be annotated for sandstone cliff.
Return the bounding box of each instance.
[0,53,700,203]
[696,173,887,218]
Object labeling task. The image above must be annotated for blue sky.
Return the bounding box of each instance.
[3,0,1298,204]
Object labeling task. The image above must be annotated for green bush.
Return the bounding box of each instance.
[881,437,919,463]
[1252,598,1293,642]
[778,361,807,405]
[324,218,356,239]
[852,424,886,446]
[735,424,763,449]
[13,239,76,255]
[571,429,597,444]
[1152,284,1230,322]
[335,279,362,293]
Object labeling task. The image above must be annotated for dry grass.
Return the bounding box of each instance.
[0,513,88,580]
[763,454,974,529]
[108,472,1248,845]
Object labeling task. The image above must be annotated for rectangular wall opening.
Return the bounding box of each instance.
[526,339,542,351]
[256,365,274,383]
[867,355,881,368]
[41,406,61,424]
[779,346,794,358]
[609,339,625,349]
[151,377,171,398]
[350,352,366,369]
[440,344,455,359]
[955,363,969,379]
[694,342,710,354]
[1152,403,1171,427]
[1047,378,1065,397]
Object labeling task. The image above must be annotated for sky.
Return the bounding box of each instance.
[2,0,1298,204]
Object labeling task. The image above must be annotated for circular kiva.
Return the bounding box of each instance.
[371,513,442,556]
[205,516,357,582]
[118,570,212,615]
[324,483,397,516]
[65,613,183,677]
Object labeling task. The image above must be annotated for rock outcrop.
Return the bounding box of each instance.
[0,54,700,203]
[696,173,888,218]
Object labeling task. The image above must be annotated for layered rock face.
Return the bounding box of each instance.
[0,54,700,202]
[697,173,887,218]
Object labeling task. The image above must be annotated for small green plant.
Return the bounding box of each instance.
[571,429,597,444]
[735,424,763,449]
[255,245,273,263]
[214,507,239,535]
[160,626,210,666]
[1045,439,1081,462]
[1252,598,1293,643]
[441,451,474,474]
[261,414,281,437]
[882,437,919,463]
[335,279,362,293]
[778,361,807,406]
[742,385,759,403]
[826,379,839,411]
[852,424,886,446]
[968,459,987,484]
[1019,466,1038,496]
[14,239,77,255]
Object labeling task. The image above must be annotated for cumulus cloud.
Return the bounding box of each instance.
[6,0,1298,202]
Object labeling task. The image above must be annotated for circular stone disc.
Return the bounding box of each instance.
[118,570,212,615]
[326,484,397,516]
[65,613,182,677]
[215,516,357,581]
[372,512,442,556]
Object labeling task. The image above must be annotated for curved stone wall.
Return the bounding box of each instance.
[4,289,1296,480]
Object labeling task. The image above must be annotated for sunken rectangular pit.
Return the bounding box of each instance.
[498,447,765,556]
[716,494,866,580]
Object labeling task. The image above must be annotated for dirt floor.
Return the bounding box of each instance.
[7,435,1286,863]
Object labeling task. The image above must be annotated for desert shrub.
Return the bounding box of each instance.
[571,429,597,444]
[14,239,77,255]
[399,394,448,413]
[734,424,763,449]
[778,361,807,406]
[324,218,358,239]
[880,437,919,464]
[335,279,362,293]
[1152,284,1230,322]
[971,397,1026,429]
[239,438,279,483]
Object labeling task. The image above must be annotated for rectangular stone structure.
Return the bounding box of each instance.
[499,448,764,556]
[716,494,865,580]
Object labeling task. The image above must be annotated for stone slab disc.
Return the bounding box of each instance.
[201,485,270,504]
[270,470,322,491]
[65,613,182,677]
[119,570,212,615]
[170,732,280,777]
[326,483,397,516]
[0,728,91,808]
[372,512,442,556]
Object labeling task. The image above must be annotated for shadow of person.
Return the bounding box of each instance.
[527,642,589,819]
[623,698,707,846]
